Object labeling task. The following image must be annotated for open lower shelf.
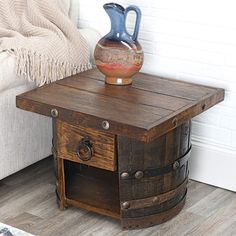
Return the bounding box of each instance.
[64,160,120,218]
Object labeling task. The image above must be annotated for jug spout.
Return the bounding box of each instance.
[103,3,125,12]
[103,3,126,39]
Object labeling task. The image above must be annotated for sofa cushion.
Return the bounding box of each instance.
[0,83,52,180]
[0,53,34,93]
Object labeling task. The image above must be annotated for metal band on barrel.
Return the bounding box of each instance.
[120,146,192,180]
[121,177,188,210]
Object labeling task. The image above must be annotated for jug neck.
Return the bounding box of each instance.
[104,4,126,38]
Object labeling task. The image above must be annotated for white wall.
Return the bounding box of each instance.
[78,0,236,191]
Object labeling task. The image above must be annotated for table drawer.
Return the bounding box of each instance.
[56,120,116,171]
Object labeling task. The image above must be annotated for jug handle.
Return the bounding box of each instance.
[124,5,141,41]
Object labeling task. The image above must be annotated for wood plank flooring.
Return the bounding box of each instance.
[0,157,235,236]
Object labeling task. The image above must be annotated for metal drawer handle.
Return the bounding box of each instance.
[77,138,94,161]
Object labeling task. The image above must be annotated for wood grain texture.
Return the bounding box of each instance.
[0,158,235,235]
[57,119,116,171]
[53,119,67,210]
[53,121,191,229]
[79,69,220,100]
[14,69,226,231]
[56,75,186,111]
[117,122,191,228]
[64,161,120,218]
[125,178,188,210]
[16,68,224,142]
[4,213,43,234]
[121,194,187,230]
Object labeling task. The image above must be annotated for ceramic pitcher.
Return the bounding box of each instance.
[94,3,144,85]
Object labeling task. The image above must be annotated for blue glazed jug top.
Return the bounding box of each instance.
[103,2,142,42]
[103,3,125,12]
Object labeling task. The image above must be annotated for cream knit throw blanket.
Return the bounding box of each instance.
[0,0,91,86]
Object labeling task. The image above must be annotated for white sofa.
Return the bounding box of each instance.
[0,1,100,180]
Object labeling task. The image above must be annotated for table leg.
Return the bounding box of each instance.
[52,118,67,210]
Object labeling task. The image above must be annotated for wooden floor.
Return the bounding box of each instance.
[0,158,235,236]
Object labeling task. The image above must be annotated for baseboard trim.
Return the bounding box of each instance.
[189,138,236,192]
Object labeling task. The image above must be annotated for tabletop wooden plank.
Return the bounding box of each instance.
[80,69,217,101]
[17,83,165,129]
[56,76,191,112]
[16,69,224,142]
[147,88,224,141]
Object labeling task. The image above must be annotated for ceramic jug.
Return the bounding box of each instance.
[94,3,144,85]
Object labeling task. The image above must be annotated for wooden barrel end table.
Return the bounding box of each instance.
[16,69,224,229]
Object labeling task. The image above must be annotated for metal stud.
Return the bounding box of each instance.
[135,170,144,179]
[51,108,58,117]
[173,161,180,170]
[152,196,159,204]
[121,201,130,209]
[120,172,129,180]
[102,120,110,130]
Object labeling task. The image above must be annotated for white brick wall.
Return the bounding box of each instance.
[78,0,236,191]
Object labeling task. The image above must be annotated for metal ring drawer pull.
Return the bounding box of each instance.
[77,138,94,161]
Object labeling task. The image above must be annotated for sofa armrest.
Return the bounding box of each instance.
[78,28,101,65]
[0,53,32,93]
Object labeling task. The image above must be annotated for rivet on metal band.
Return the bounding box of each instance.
[121,172,129,180]
[51,108,58,118]
[121,201,130,210]
[134,170,144,179]
[152,196,159,204]
[102,120,110,130]
[173,161,180,170]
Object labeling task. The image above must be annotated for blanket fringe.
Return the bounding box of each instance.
[2,48,92,86]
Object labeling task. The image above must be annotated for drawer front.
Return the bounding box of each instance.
[57,120,116,171]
